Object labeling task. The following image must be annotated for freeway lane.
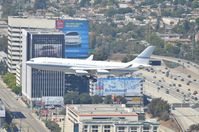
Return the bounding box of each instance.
[0,77,49,132]
[151,55,199,76]
[172,108,199,131]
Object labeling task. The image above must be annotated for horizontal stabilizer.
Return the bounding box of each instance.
[75,70,88,74]
[97,69,109,74]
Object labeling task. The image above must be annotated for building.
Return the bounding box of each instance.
[21,29,65,106]
[65,104,159,132]
[0,99,5,128]
[7,16,55,75]
[8,16,89,86]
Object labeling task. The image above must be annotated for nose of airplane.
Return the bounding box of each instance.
[26,60,35,65]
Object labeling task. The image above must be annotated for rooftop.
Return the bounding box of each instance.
[24,29,63,35]
[67,104,137,117]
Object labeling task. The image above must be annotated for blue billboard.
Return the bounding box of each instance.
[56,19,89,58]
[94,77,142,96]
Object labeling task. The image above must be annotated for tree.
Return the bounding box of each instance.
[147,98,170,121]
[94,0,102,5]
[104,95,113,104]
[2,73,16,88]
[91,95,103,104]
[79,0,91,7]
[45,120,61,132]
[188,124,199,132]
[62,6,76,17]
[0,61,7,74]
[0,36,8,52]
[34,0,46,9]
[59,108,66,115]
[183,20,191,33]
[12,85,21,95]
[64,91,80,104]
[79,93,92,104]
[116,96,127,104]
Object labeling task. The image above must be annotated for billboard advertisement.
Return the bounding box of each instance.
[42,96,64,105]
[34,44,62,57]
[94,78,142,96]
[56,19,89,58]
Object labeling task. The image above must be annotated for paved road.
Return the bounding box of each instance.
[139,67,199,103]
[0,77,49,132]
[152,55,199,76]
[172,108,199,131]
[143,79,182,103]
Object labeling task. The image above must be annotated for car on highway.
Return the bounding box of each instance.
[176,89,180,92]
[193,91,198,95]
[184,97,189,101]
[166,89,169,94]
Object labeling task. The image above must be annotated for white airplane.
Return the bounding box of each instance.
[26,46,155,75]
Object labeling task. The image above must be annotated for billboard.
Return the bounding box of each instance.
[34,44,62,57]
[94,78,142,96]
[56,19,89,58]
[42,97,64,105]
[31,34,65,58]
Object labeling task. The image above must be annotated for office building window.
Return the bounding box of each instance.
[104,125,110,132]
[92,125,98,132]
[143,126,150,132]
[83,125,88,132]
[130,126,138,132]
[117,127,125,132]
[153,126,158,132]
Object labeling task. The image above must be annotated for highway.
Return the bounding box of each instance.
[172,108,199,131]
[143,80,183,103]
[0,77,49,132]
[135,62,199,131]
[138,66,199,104]
[152,55,199,76]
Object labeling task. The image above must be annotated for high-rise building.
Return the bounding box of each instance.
[8,16,55,75]
[21,29,65,105]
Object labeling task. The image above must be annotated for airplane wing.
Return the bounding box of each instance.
[70,67,111,74]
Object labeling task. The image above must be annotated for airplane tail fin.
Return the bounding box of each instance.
[86,55,94,60]
[126,46,155,67]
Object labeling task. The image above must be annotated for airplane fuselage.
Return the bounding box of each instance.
[27,57,139,74]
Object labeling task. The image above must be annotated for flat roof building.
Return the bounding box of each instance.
[65,104,159,132]
[8,16,55,75]
[21,29,65,106]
